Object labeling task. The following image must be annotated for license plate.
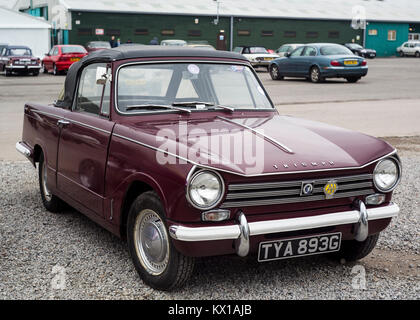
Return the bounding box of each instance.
[70,58,80,62]
[258,232,342,262]
[344,60,358,65]
[264,57,274,61]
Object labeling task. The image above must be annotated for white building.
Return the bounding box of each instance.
[0,6,51,58]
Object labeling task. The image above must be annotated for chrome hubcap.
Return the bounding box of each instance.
[134,209,169,275]
[42,161,52,201]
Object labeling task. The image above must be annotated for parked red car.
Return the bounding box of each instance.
[17,46,401,291]
[41,45,87,75]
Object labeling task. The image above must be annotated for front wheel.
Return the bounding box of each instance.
[335,233,379,262]
[269,64,283,80]
[53,64,59,76]
[415,51,420,58]
[399,51,405,57]
[127,191,195,291]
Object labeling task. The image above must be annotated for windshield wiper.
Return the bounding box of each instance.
[125,104,191,114]
[172,101,234,113]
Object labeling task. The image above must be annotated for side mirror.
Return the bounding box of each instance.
[285,52,291,57]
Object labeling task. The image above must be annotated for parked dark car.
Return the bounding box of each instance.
[269,43,368,83]
[0,45,41,76]
[86,41,112,53]
[344,43,376,59]
[17,46,400,290]
[42,45,88,75]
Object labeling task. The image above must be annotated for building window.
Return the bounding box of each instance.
[306,31,319,38]
[261,30,274,37]
[188,30,201,37]
[78,28,92,36]
[284,31,296,38]
[106,29,121,36]
[161,29,175,36]
[388,30,397,41]
[238,30,250,36]
[368,29,378,36]
[134,29,149,35]
[328,31,340,38]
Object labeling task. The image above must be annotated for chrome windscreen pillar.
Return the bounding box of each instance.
[355,200,369,242]
[235,212,250,257]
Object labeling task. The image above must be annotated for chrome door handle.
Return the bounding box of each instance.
[57,119,70,127]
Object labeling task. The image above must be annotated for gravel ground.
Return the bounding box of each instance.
[0,138,419,300]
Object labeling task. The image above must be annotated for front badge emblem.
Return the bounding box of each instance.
[300,182,314,196]
[324,180,338,199]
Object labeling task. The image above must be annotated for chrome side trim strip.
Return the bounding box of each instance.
[68,119,111,134]
[217,116,294,154]
[30,109,62,119]
[113,133,397,177]
[169,203,399,242]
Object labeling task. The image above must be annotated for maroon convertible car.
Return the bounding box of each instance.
[16,46,401,290]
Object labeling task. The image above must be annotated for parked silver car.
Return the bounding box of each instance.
[396,41,420,57]
[275,43,304,57]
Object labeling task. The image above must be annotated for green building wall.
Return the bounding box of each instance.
[69,11,363,50]
[366,22,409,56]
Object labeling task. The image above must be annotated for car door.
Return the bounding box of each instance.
[57,62,114,217]
[44,47,55,70]
[300,46,318,74]
[282,46,305,76]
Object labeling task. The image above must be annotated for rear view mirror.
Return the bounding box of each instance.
[96,66,111,85]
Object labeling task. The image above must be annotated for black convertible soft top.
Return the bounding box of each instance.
[56,45,248,109]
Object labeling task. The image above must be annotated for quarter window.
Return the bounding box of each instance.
[75,63,111,116]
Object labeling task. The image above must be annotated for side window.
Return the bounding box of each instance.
[48,47,55,55]
[290,46,305,57]
[302,47,317,56]
[53,47,59,55]
[75,63,110,116]
[242,47,250,54]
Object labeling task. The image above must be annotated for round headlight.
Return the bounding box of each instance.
[187,170,224,210]
[373,158,401,192]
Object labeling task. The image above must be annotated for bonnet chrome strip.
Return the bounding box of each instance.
[217,116,294,154]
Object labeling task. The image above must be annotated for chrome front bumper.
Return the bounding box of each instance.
[169,203,399,257]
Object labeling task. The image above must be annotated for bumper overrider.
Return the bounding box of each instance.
[169,202,399,257]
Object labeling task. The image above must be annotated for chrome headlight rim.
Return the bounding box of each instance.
[373,157,402,193]
[186,169,225,210]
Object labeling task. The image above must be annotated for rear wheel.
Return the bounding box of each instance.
[41,63,48,74]
[127,191,195,291]
[335,233,380,262]
[415,51,420,58]
[269,64,283,80]
[39,152,63,213]
[346,77,361,83]
[310,66,324,83]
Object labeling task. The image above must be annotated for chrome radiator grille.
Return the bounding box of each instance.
[220,174,374,208]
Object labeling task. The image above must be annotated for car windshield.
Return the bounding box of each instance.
[61,46,86,54]
[249,47,269,54]
[9,48,31,56]
[347,43,363,49]
[117,63,273,113]
[90,42,111,48]
[320,45,353,56]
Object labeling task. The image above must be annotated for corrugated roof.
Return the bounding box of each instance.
[0,7,51,28]
[61,0,420,23]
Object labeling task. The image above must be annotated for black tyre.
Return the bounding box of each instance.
[5,70,11,77]
[53,64,59,76]
[309,66,324,83]
[335,233,379,262]
[399,51,404,57]
[38,152,63,213]
[127,191,195,291]
[33,71,39,76]
[415,51,420,58]
[346,77,361,83]
[269,64,283,80]
[41,63,48,74]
